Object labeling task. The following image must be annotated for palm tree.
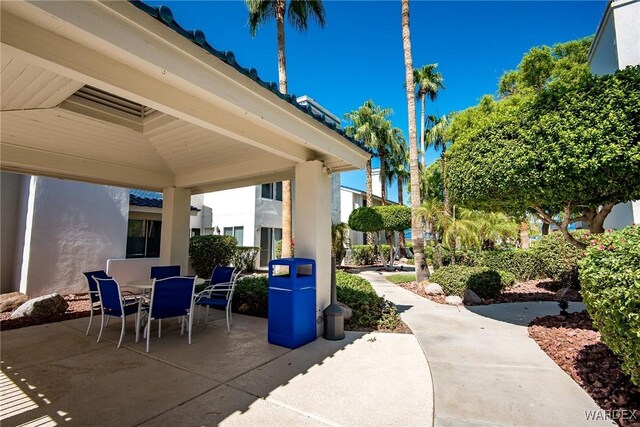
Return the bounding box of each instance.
[384,136,410,255]
[437,207,479,264]
[426,114,451,214]
[377,121,403,205]
[467,210,518,250]
[246,0,326,259]
[413,64,445,166]
[344,101,392,245]
[401,0,427,282]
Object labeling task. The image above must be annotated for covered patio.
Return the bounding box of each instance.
[0,0,369,331]
[1,311,432,426]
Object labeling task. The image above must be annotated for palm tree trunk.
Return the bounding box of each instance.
[450,239,456,265]
[380,152,387,205]
[420,96,426,167]
[275,0,293,258]
[365,158,374,245]
[402,0,428,281]
[441,149,451,216]
[397,177,407,256]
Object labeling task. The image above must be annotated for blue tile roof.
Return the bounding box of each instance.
[129,189,200,211]
[130,1,372,155]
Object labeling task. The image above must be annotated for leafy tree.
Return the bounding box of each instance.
[401,0,428,281]
[426,114,451,214]
[447,42,640,249]
[246,0,326,259]
[384,133,410,254]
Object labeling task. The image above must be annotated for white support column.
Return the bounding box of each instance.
[294,160,332,336]
[160,187,191,272]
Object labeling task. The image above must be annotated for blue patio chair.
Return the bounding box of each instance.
[82,270,110,336]
[94,277,141,348]
[195,269,240,332]
[150,265,181,280]
[139,276,197,353]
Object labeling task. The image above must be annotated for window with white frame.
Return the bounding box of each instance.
[223,226,244,245]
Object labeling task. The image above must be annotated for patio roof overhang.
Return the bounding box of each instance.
[0,0,370,194]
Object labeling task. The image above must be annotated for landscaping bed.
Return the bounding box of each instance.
[0,294,93,331]
[529,311,640,426]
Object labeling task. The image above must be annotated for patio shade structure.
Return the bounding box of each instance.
[0,0,370,335]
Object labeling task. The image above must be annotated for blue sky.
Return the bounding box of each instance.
[146,0,606,203]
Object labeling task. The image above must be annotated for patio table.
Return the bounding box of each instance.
[126,277,205,290]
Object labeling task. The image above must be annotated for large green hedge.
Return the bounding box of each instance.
[348,244,390,266]
[231,272,401,331]
[189,235,237,278]
[430,265,505,299]
[531,232,585,288]
[473,249,544,282]
[231,246,259,273]
[336,271,400,330]
[579,226,640,387]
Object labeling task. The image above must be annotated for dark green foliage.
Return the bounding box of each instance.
[231,246,259,273]
[430,265,503,299]
[232,275,269,318]
[348,245,390,266]
[349,245,377,265]
[432,247,475,269]
[336,271,400,330]
[375,205,412,231]
[189,235,237,278]
[580,226,640,386]
[275,240,293,259]
[473,250,544,282]
[531,232,585,288]
[348,207,383,233]
[497,270,516,289]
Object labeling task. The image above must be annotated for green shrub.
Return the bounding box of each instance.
[474,249,544,282]
[579,226,640,387]
[232,274,269,317]
[189,235,237,278]
[386,274,415,284]
[336,271,400,330]
[432,247,476,269]
[430,265,503,299]
[349,245,376,265]
[497,269,516,289]
[531,232,586,287]
[274,240,294,259]
[348,207,383,233]
[231,246,259,273]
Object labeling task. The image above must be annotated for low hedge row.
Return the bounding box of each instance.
[430,265,511,299]
[348,245,391,266]
[580,226,640,387]
[231,272,401,331]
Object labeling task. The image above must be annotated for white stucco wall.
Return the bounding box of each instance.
[589,8,619,76]
[331,173,341,225]
[18,177,129,296]
[613,0,640,69]
[204,186,256,246]
[106,257,160,285]
[604,202,636,230]
[1,172,25,292]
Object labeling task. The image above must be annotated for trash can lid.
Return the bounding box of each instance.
[269,258,316,267]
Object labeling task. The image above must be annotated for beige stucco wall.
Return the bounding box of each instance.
[1,172,27,292]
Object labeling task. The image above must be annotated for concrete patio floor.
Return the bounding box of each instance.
[1,310,432,426]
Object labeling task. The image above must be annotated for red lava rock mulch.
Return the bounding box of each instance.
[529,311,640,426]
[0,294,94,331]
[395,278,581,306]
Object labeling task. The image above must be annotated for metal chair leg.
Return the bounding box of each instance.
[146,318,151,353]
[117,316,126,348]
[86,305,94,336]
[158,319,162,338]
[97,313,105,343]
[188,312,193,345]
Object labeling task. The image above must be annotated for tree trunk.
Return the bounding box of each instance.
[450,238,456,265]
[420,95,426,167]
[541,222,550,235]
[397,177,407,256]
[519,220,530,249]
[380,152,387,205]
[588,203,615,234]
[402,0,428,281]
[441,150,451,216]
[365,158,374,245]
[275,1,293,259]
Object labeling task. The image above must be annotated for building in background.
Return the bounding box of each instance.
[588,0,640,229]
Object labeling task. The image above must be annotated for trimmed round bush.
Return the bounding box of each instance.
[579,226,640,387]
[430,265,503,299]
[189,235,237,278]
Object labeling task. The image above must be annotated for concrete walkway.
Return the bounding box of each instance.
[360,271,614,427]
[1,310,432,426]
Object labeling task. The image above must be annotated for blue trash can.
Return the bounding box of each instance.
[268,258,316,349]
